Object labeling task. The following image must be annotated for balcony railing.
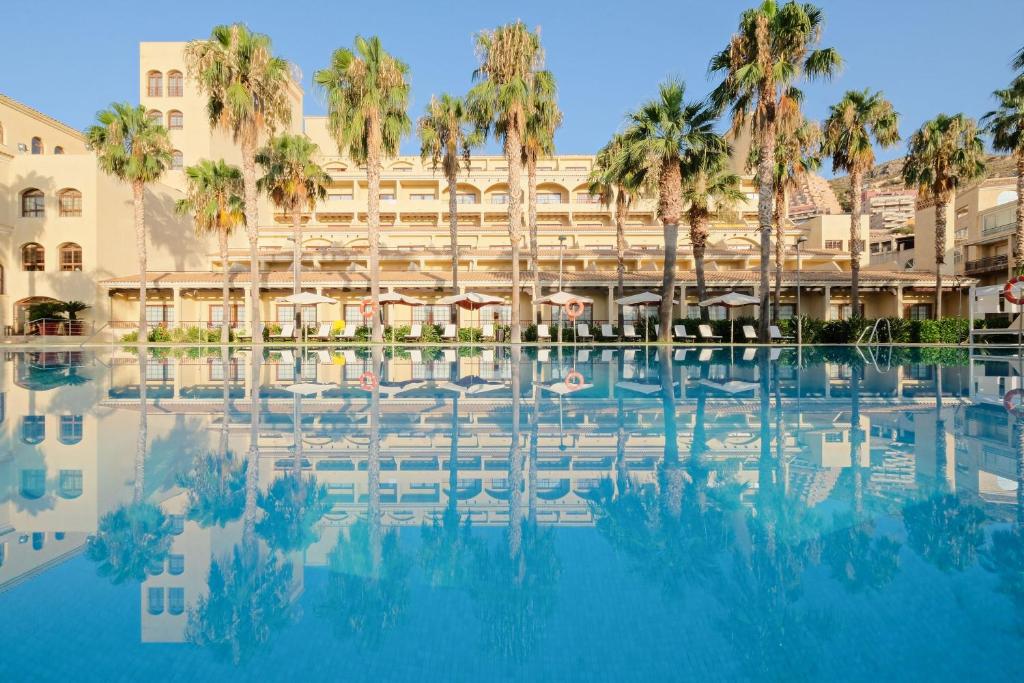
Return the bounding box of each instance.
[964,254,1008,274]
[981,221,1014,237]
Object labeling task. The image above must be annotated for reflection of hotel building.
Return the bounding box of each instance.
[1,42,953,338]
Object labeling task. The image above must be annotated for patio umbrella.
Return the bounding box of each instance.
[542,380,593,395]
[276,292,339,343]
[438,375,504,395]
[285,382,336,397]
[615,380,677,396]
[614,291,678,343]
[699,292,759,345]
[535,292,595,343]
[698,378,759,395]
[376,291,426,337]
[437,292,507,333]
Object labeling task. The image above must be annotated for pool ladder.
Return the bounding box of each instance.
[856,319,892,346]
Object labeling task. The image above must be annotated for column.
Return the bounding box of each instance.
[172,287,182,329]
[679,284,687,319]
[824,286,832,320]
[895,285,904,319]
[607,285,615,325]
[243,286,253,331]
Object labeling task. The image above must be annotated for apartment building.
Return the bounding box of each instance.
[864,188,916,231]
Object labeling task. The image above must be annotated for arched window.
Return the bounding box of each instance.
[54,146,64,154]
[59,415,83,443]
[22,243,45,271]
[21,189,44,217]
[147,70,163,97]
[31,137,43,155]
[58,470,83,499]
[58,189,82,217]
[147,109,163,124]
[167,110,183,130]
[32,532,45,550]
[59,243,83,272]
[147,588,164,615]
[20,469,46,499]
[171,150,183,170]
[21,415,45,444]
[167,71,183,97]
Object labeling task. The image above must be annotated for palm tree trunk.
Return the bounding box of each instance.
[219,229,231,344]
[369,346,383,571]
[244,352,262,548]
[135,353,148,504]
[508,347,523,557]
[1015,156,1024,271]
[658,163,683,344]
[241,139,262,347]
[773,184,786,323]
[850,169,863,315]
[934,199,947,318]
[850,362,863,517]
[692,211,710,322]
[505,129,524,344]
[447,169,460,325]
[756,125,777,342]
[660,347,682,515]
[133,180,148,343]
[291,208,302,331]
[367,116,384,344]
[220,346,231,456]
[528,154,540,325]
[615,192,627,339]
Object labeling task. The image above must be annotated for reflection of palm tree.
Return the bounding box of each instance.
[658,347,684,516]
[508,347,524,557]
[87,352,171,583]
[903,493,986,572]
[178,450,247,528]
[256,473,329,554]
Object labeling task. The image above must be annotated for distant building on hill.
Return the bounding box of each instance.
[789,173,843,223]
[864,188,917,231]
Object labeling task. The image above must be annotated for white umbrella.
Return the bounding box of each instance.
[698,379,759,394]
[534,291,595,305]
[437,292,507,333]
[276,292,338,305]
[438,375,504,395]
[615,381,677,395]
[285,382,336,396]
[372,380,428,397]
[699,291,759,344]
[542,381,593,395]
[377,291,427,306]
[615,291,677,342]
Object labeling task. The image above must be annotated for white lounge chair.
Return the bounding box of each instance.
[310,322,333,341]
[769,325,794,343]
[622,324,640,341]
[600,323,616,340]
[698,325,722,342]
[673,349,688,361]
[576,323,593,342]
[277,349,295,365]
[410,349,423,364]
[336,322,357,341]
[673,325,695,342]
[481,323,496,341]
[742,347,757,361]
[482,349,495,363]
[443,349,457,363]
[316,349,332,364]
[441,324,458,341]
[536,324,552,342]
[577,349,591,362]
[601,349,616,362]
[538,348,551,362]
[742,325,758,342]
[234,323,263,342]
[698,348,715,362]
[405,323,423,341]
[270,323,295,341]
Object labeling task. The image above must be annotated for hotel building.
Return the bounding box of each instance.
[0,42,963,339]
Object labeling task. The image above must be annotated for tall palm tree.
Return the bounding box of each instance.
[903,114,986,316]
[417,94,478,319]
[589,134,642,337]
[467,21,545,344]
[621,80,723,343]
[681,146,744,320]
[821,89,900,314]
[186,25,294,345]
[176,159,246,343]
[256,134,329,328]
[315,36,411,344]
[710,0,841,341]
[523,70,562,323]
[766,119,821,321]
[86,103,172,342]
[982,80,1024,271]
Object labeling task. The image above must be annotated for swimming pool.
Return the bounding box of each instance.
[1,345,1021,681]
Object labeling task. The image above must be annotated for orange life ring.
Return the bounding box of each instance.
[564,370,584,389]
[359,299,378,319]
[564,299,585,321]
[1005,276,1024,305]
[1003,388,1024,416]
[359,371,378,391]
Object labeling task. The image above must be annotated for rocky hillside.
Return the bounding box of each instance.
[828,154,1017,211]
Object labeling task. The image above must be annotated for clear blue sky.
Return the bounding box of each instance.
[4,0,1022,168]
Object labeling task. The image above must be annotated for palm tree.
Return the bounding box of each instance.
[467,21,545,344]
[982,80,1024,271]
[822,89,900,314]
[589,134,642,337]
[315,36,411,344]
[710,0,841,341]
[176,159,246,343]
[86,103,172,342]
[255,133,329,328]
[417,94,478,320]
[620,80,723,343]
[902,114,986,316]
[186,25,294,344]
[681,146,744,320]
[523,70,562,323]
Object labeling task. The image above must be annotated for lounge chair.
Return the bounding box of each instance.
[481,323,496,341]
[405,323,423,341]
[576,323,594,342]
[410,349,423,364]
[577,349,591,362]
[336,322,357,341]
[538,348,551,362]
[624,349,636,362]
[316,349,332,364]
[673,325,695,342]
[536,324,551,342]
[482,349,495,363]
[673,349,688,362]
[600,323,616,340]
[270,323,295,341]
[742,347,757,361]
[769,348,781,361]
[234,323,263,342]
[622,324,641,341]
[276,349,295,365]
[441,324,458,341]
[443,349,457,364]
[769,325,794,343]
[698,348,715,362]
[310,322,333,341]
[698,325,722,342]
[742,325,758,342]
[601,349,616,363]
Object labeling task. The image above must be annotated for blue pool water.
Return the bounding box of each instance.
[1,345,1022,681]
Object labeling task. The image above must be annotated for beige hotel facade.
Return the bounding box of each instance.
[0,41,957,339]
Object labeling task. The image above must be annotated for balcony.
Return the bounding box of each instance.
[965,254,1008,275]
[982,221,1014,237]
